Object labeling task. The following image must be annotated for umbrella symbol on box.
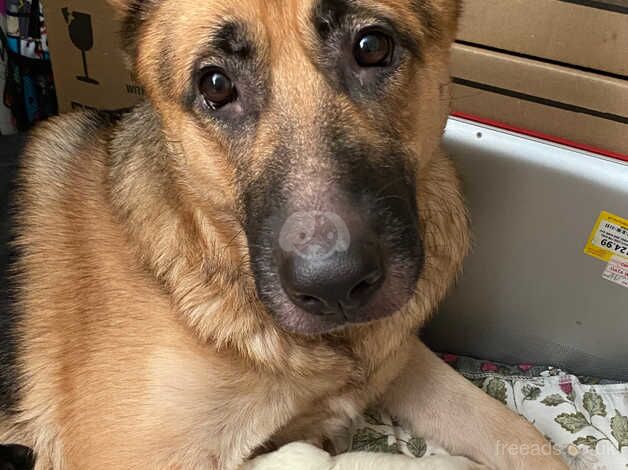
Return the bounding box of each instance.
[62,8,99,85]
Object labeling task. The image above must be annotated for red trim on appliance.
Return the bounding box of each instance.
[451,111,628,163]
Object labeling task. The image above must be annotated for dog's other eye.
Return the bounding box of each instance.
[354,31,394,67]
[199,68,237,109]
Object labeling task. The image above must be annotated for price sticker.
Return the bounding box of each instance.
[584,211,628,262]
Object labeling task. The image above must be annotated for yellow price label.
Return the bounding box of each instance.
[584,211,628,262]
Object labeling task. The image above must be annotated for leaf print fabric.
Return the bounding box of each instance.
[611,412,628,451]
[346,355,628,470]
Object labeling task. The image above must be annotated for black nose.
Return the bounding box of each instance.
[278,238,384,318]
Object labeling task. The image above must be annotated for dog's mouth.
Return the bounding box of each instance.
[245,182,423,335]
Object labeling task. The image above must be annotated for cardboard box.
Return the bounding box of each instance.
[450,44,628,156]
[458,0,627,76]
[43,0,143,113]
[451,0,627,157]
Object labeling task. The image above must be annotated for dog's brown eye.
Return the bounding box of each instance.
[199,69,236,109]
[354,31,393,67]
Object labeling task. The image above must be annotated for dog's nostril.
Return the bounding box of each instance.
[297,294,323,307]
[294,294,339,316]
[349,280,375,300]
[348,270,382,302]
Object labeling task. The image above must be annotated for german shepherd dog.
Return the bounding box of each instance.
[0,0,568,468]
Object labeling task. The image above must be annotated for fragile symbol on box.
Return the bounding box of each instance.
[602,256,628,289]
[62,8,100,85]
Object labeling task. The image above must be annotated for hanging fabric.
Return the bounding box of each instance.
[1,0,57,132]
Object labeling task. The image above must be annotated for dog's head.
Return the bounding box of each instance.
[109,0,462,335]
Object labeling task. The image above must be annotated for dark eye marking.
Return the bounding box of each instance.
[213,21,255,60]
[182,19,267,129]
[313,0,352,40]
[311,0,421,60]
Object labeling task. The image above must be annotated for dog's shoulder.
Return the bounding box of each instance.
[19,109,128,186]
[1,110,124,416]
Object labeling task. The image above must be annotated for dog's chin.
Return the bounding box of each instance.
[262,271,419,336]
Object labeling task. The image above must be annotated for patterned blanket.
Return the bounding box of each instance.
[347,356,628,470]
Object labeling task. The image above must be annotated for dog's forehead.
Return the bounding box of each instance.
[148,0,435,51]
[137,0,447,98]
[153,0,426,23]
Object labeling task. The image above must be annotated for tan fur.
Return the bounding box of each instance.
[1,1,566,469]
